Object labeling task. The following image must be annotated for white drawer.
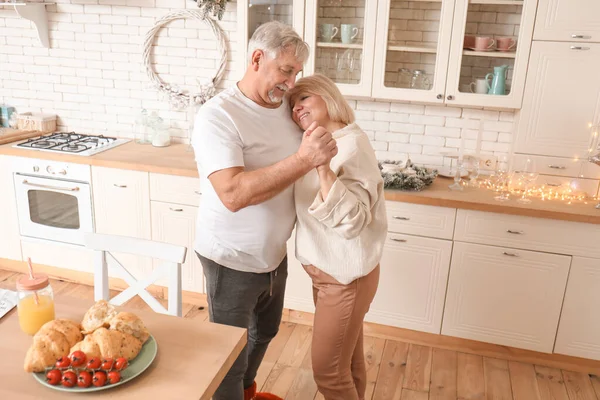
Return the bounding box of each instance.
[535,174,599,197]
[149,173,201,207]
[513,154,600,180]
[455,209,600,258]
[385,201,456,240]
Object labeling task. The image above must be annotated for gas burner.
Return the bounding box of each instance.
[60,143,89,153]
[31,140,57,149]
[53,132,83,141]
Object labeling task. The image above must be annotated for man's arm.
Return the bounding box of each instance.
[209,123,337,212]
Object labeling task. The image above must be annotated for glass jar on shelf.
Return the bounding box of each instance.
[410,70,431,90]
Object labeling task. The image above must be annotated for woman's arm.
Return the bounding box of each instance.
[310,137,383,239]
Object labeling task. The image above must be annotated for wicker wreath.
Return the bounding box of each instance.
[142,10,228,109]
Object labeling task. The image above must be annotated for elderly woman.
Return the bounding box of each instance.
[287,74,388,400]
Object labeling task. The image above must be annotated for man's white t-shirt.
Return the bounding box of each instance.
[191,85,302,273]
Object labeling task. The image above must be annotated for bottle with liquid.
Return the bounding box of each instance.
[16,273,55,335]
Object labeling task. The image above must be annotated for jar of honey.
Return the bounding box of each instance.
[16,273,55,335]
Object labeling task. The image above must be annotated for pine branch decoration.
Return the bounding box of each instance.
[378,159,438,191]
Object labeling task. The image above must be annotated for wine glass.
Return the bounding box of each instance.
[515,158,539,204]
[494,155,511,201]
[465,156,480,187]
[448,157,465,191]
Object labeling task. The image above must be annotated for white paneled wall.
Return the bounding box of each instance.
[0,0,515,168]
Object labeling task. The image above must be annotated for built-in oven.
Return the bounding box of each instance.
[13,158,93,246]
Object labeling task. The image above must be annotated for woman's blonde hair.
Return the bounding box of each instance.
[287,74,355,125]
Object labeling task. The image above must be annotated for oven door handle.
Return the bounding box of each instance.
[22,180,80,192]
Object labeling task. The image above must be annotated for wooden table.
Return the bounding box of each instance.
[0,296,246,399]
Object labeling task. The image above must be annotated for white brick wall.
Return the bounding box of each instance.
[0,0,515,168]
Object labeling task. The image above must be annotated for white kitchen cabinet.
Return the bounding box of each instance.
[442,241,571,353]
[151,201,204,294]
[371,0,537,108]
[91,166,152,280]
[534,0,600,42]
[366,233,452,334]
[303,0,378,97]
[284,229,315,313]
[445,0,538,108]
[554,256,600,361]
[0,156,22,261]
[237,0,305,78]
[372,0,456,103]
[514,41,600,158]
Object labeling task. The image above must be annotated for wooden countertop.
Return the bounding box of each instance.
[0,140,199,177]
[3,140,600,224]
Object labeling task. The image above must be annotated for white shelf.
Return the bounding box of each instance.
[0,2,54,48]
[316,42,363,50]
[462,49,516,58]
[388,45,437,54]
[469,0,523,5]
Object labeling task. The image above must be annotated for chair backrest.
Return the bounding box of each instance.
[84,233,187,264]
[84,233,186,317]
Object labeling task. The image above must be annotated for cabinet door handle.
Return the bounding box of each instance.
[437,94,443,100]
[547,183,561,187]
[390,238,407,243]
[169,207,183,212]
[194,190,202,195]
[506,229,523,235]
[548,164,566,169]
[393,216,410,221]
[570,46,590,50]
[22,180,80,192]
[113,184,127,188]
[447,95,454,100]
[571,34,590,39]
[503,252,519,257]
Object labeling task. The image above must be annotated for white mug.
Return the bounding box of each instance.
[470,78,490,94]
[320,24,338,42]
[341,24,359,44]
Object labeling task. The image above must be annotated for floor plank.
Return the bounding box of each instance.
[285,343,318,400]
[430,348,457,400]
[534,366,569,400]
[509,361,541,400]
[483,357,513,400]
[457,353,485,400]
[400,388,428,400]
[403,343,433,392]
[372,340,409,400]
[562,370,598,400]
[590,374,600,399]
[364,335,387,400]
[261,324,313,399]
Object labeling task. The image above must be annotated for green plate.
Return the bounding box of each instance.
[33,335,158,392]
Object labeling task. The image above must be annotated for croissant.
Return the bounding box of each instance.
[70,328,143,361]
[109,312,150,344]
[23,319,83,373]
[81,300,118,334]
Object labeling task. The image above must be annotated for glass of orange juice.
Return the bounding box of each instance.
[16,273,55,335]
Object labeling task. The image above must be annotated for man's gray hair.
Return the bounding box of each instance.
[247,21,310,64]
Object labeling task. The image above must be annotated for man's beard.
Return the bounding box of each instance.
[267,84,289,103]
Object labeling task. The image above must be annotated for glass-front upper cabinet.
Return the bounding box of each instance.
[445,0,538,108]
[303,0,378,97]
[237,0,305,78]
[371,0,456,103]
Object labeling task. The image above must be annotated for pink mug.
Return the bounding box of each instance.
[474,36,495,50]
[497,37,516,51]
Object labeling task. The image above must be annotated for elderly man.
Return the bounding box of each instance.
[191,21,337,400]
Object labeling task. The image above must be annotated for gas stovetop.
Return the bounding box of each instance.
[13,132,130,156]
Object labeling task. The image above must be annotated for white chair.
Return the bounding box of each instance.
[84,233,187,317]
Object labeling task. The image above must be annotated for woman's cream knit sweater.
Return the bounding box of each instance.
[294,123,388,284]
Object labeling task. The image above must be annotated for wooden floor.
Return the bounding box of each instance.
[2,269,599,400]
